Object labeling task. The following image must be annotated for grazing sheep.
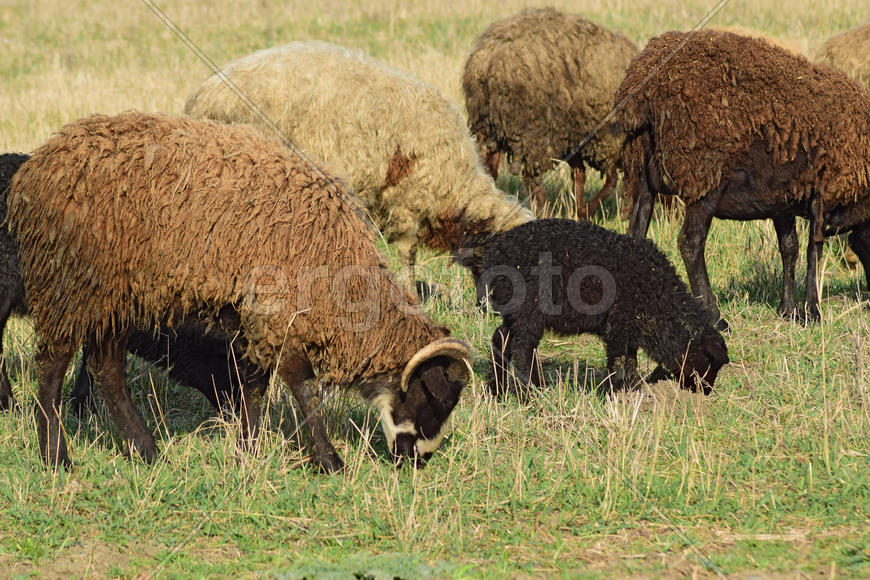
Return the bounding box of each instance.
[184,41,533,290]
[0,153,261,415]
[8,111,471,471]
[816,23,870,93]
[616,30,870,328]
[456,219,728,397]
[462,8,638,216]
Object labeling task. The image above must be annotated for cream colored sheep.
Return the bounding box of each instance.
[184,41,533,287]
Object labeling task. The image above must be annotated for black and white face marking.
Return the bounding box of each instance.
[371,392,453,466]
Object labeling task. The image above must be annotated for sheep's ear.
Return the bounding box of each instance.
[702,332,729,365]
[401,338,471,393]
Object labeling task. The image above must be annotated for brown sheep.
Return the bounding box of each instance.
[2,152,265,415]
[462,8,638,216]
[8,111,471,472]
[616,30,870,329]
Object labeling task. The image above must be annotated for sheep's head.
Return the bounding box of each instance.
[452,231,494,281]
[678,328,729,394]
[373,338,470,467]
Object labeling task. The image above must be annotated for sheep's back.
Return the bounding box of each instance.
[7,111,406,375]
[462,8,637,176]
[481,219,700,329]
[184,42,488,238]
[616,30,870,208]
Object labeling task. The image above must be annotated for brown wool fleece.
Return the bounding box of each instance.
[8,111,446,383]
[462,8,638,180]
[616,30,870,210]
[816,23,870,92]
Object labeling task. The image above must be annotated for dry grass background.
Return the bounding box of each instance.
[0,1,869,578]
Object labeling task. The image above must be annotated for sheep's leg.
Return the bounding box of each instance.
[678,200,725,330]
[484,149,501,179]
[803,199,824,323]
[0,292,17,411]
[508,320,544,396]
[89,331,158,462]
[278,355,343,473]
[35,340,76,468]
[605,342,640,391]
[848,224,870,292]
[69,345,95,416]
[237,364,267,454]
[572,165,586,218]
[393,233,431,299]
[527,175,549,217]
[488,324,514,397]
[579,167,617,220]
[627,168,655,239]
[773,215,799,319]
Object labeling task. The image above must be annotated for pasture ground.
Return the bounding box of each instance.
[0,0,868,577]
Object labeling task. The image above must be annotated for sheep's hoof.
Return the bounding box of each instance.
[780,304,821,325]
[804,303,822,325]
[487,377,528,402]
[415,280,442,303]
[41,444,72,470]
[646,365,673,384]
[777,302,799,322]
[314,451,344,474]
[0,394,18,412]
[130,439,159,464]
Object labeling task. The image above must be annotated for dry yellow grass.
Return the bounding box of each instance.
[1,0,867,152]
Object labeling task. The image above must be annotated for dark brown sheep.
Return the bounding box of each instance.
[8,112,470,472]
[462,8,638,216]
[457,219,728,397]
[616,30,870,328]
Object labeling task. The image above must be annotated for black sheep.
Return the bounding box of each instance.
[0,153,29,410]
[458,219,729,397]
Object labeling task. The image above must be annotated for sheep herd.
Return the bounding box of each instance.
[1,9,868,472]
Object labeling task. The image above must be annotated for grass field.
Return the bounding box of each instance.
[1,0,869,578]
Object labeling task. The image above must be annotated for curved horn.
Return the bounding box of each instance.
[400,337,471,392]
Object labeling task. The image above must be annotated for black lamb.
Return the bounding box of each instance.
[457,219,729,397]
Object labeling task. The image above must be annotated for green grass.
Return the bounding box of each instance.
[1,0,869,578]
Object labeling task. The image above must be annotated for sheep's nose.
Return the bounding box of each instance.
[391,433,417,467]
